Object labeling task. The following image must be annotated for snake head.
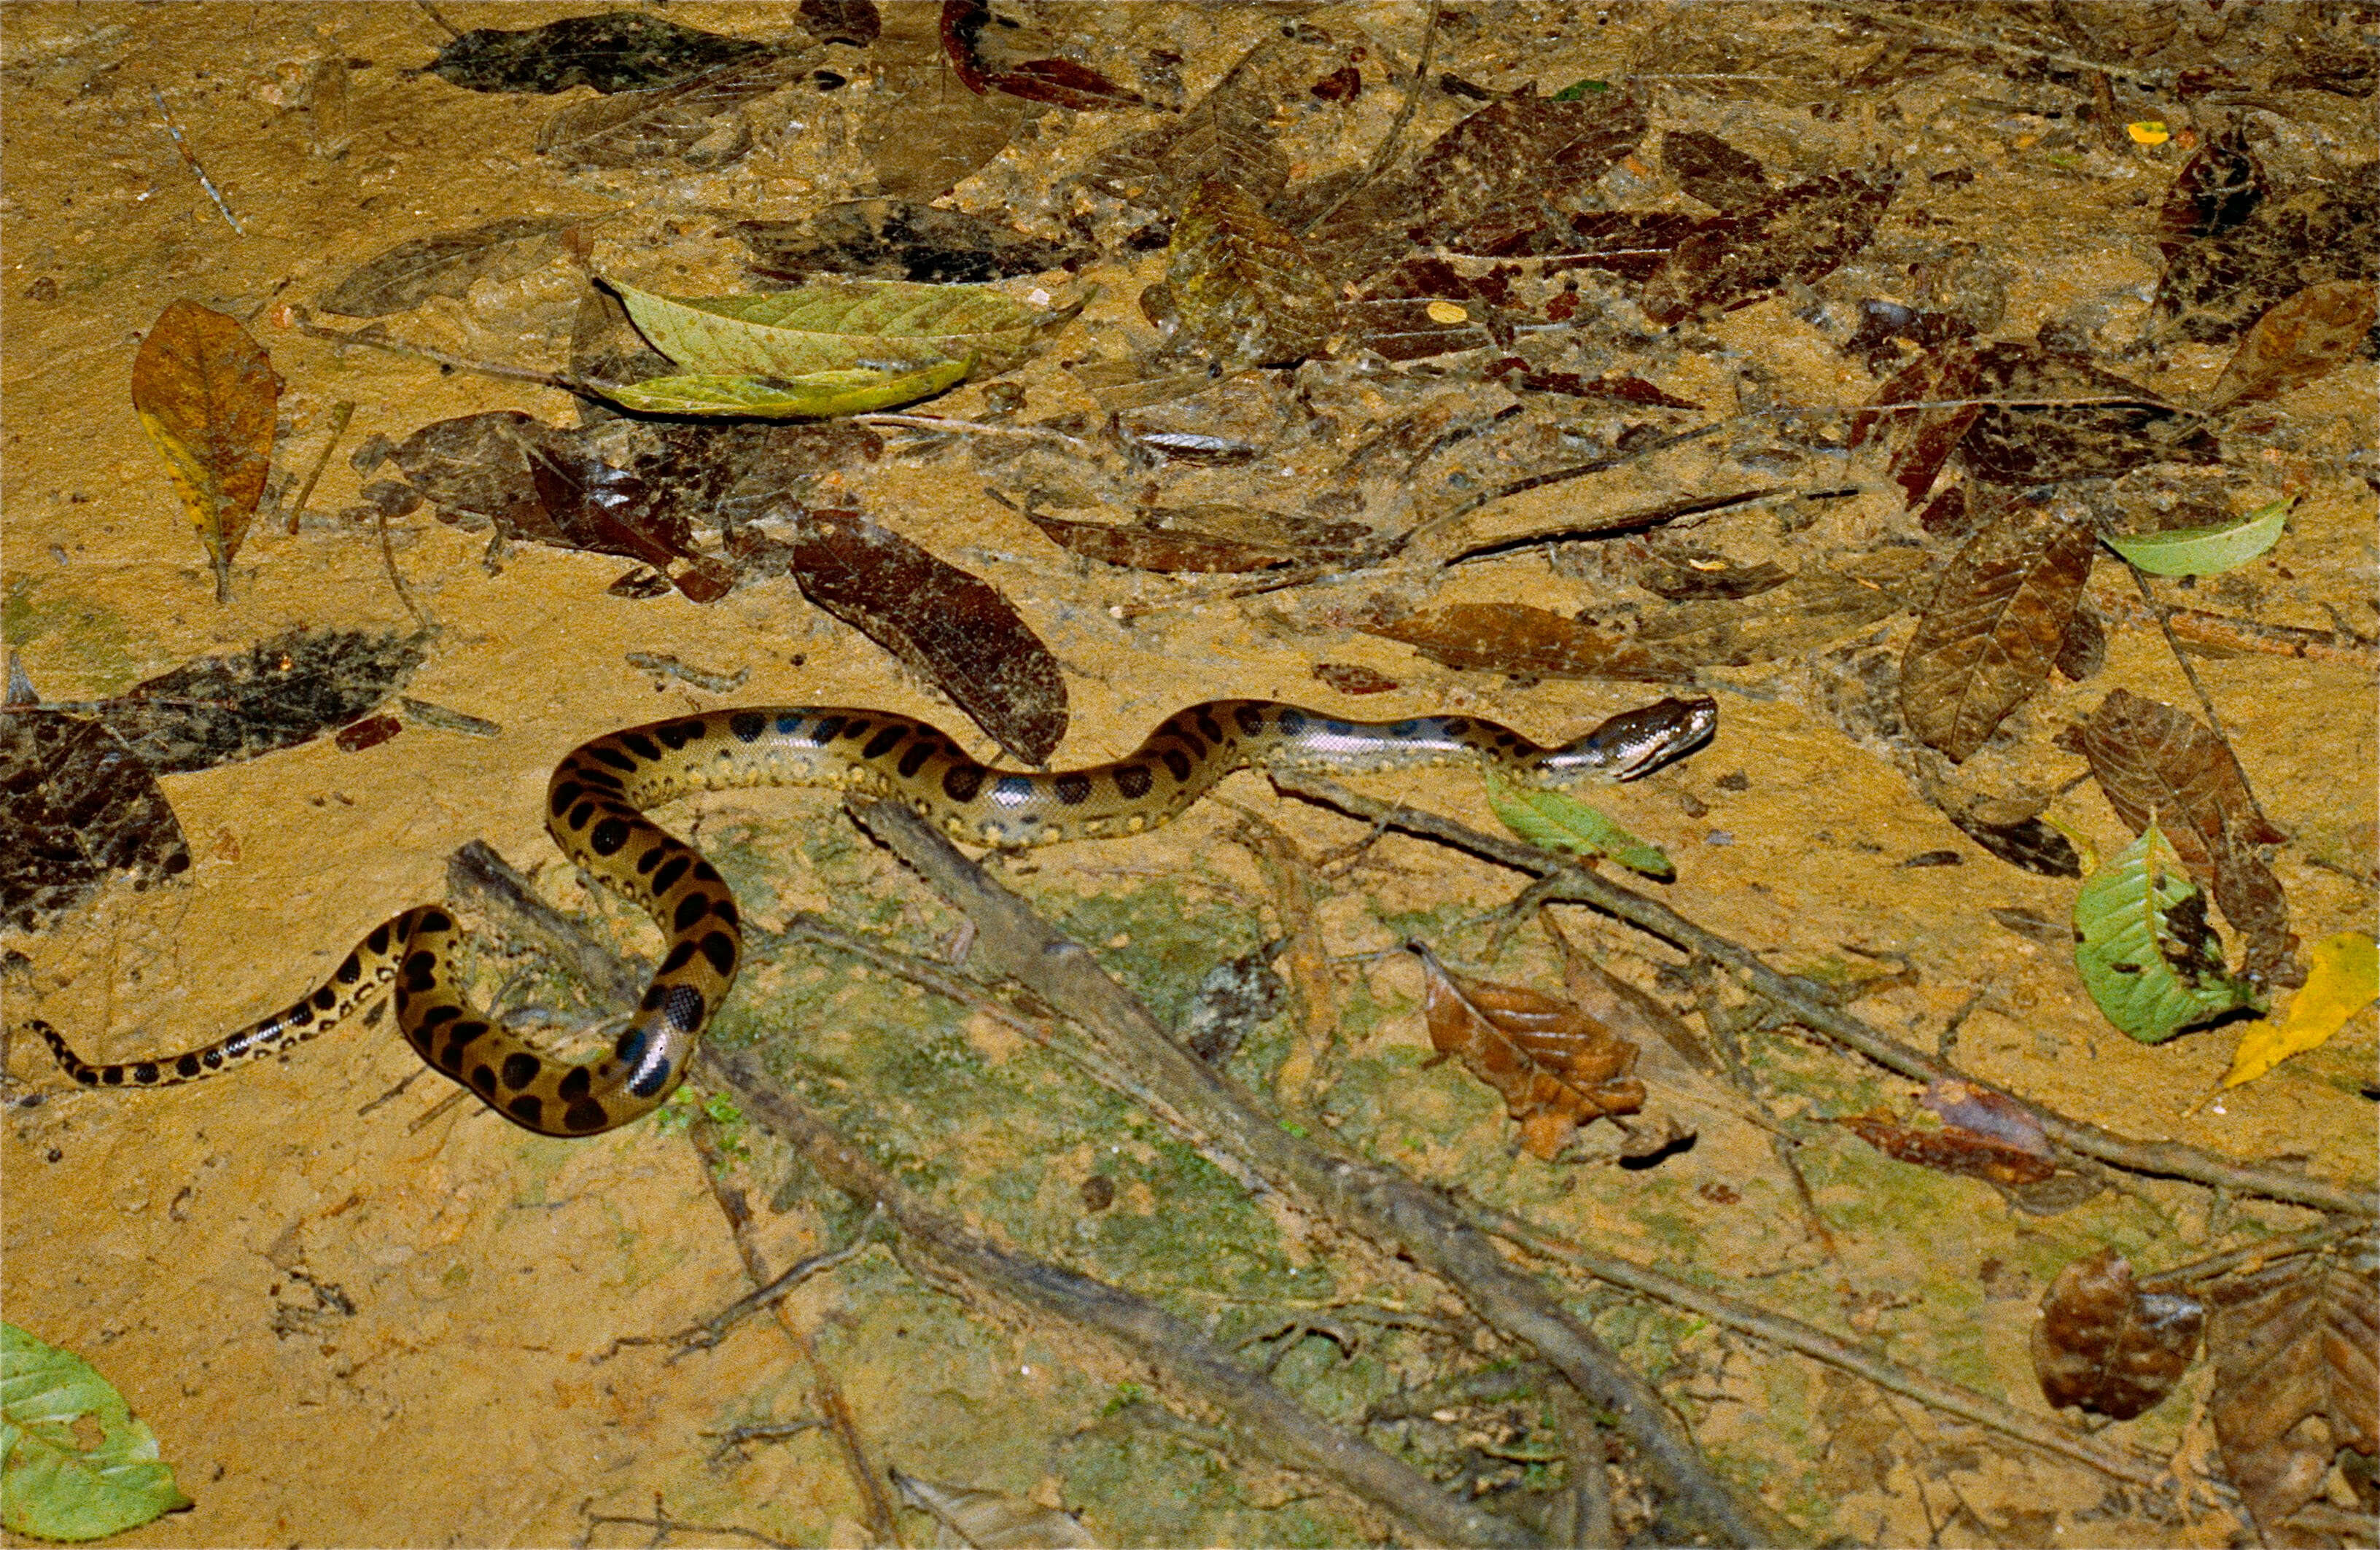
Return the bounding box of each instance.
[1538,695,1719,784]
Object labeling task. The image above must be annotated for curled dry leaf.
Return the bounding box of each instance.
[785,506,1066,764]
[316,216,582,318]
[1410,941,1644,1161]
[2031,1248,2204,1421]
[1365,603,1700,685]
[1899,497,2098,762]
[2206,1240,2379,1543]
[1641,168,1899,325]
[1159,180,1337,367]
[2203,281,2380,413]
[0,709,192,933]
[130,299,284,604]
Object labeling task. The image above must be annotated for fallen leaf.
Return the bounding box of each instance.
[0,709,190,933]
[2105,498,2295,579]
[1159,180,1337,367]
[1633,550,1928,666]
[1086,34,1312,217]
[2204,283,2380,412]
[798,0,881,47]
[2153,125,2264,257]
[785,506,1066,763]
[1956,338,2218,486]
[1662,128,1768,211]
[1834,1107,2058,1187]
[2152,166,2379,344]
[861,3,1028,199]
[736,199,1075,284]
[525,440,736,603]
[1482,770,1673,880]
[1411,941,1644,1161]
[608,276,1043,378]
[1640,167,1899,324]
[422,9,778,93]
[939,0,1144,109]
[2206,1242,2379,1543]
[130,299,284,603]
[595,359,968,418]
[0,1323,192,1542]
[1851,342,1983,508]
[890,1470,1096,1549]
[1945,810,2082,879]
[1335,297,1497,361]
[2072,820,2260,1045]
[534,53,800,170]
[332,714,402,754]
[2031,1248,2204,1420]
[2222,934,2379,1088]
[1366,603,1700,685]
[316,216,582,318]
[1022,505,1357,575]
[1310,663,1399,696]
[79,628,428,776]
[1900,497,2099,762]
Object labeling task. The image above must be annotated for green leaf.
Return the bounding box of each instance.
[1,1323,191,1541]
[1552,78,1609,98]
[605,276,1045,378]
[2072,821,2260,1044]
[1482,770,1674,880]
[596,358,968,418]
[2103,498,2292,577]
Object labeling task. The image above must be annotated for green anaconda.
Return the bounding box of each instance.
[31,696,1716,1137]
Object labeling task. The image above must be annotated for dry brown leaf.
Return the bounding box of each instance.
[1412,942,1643,1161]
[1633,549,1928,666]
[1851,343,1983,509]
[1832,1109,2058,1187]
[1365,602,1700,685]
[130,299,284,604]
[1899,496,2098,762]
[2206,1241,2379,1543]
[1159,180,1337,367]
[1640,168,1899,325]
[786,506,1066,764]
[2031,1247,2204,1420]
[2204,281,2380,413]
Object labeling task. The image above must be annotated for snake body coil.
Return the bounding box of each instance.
[32,696,1715,1137]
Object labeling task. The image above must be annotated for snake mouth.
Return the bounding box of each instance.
[1540,694,1720,784]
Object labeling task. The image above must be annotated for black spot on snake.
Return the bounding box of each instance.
[629,1059,673,1100]
[711,897,739,930]
[470,1064,497,1094]
[995,775,1032,800]
[699,931,736,976]
[287,1005,314,1028]
[1197,709,1224,744]
[942,764,984,803]
[622,732,661,763]
[731,712,766,743]
[662,985,705,1034]
[575,766,623,792]
[366,921,393,956]
[312,986,338,1012]
[812,715,846,743]
[508,1095,544,1126]
[102,1067,125,1086]
[898,741,935,779]
[840,720,871,741]
[673,893,707,932]
[418,908,454,934]
[590,745,637,772]
[590,817,631,857]
[774,713,802,735]
[335,954,362,986]
[659,942,696,976]
[501,1054,540,1091]
[650,854,691,896]
[615,1029,648,1067]
[438,1041,463,1072]
[448,1021,489,1047]
[176,1054,202,1078]
[692,860,721,884]
[422,1004,460,1027]
[558,1067,592,1102]
[1234,704,1265,735]
[635,846,665,875]
[202,1050,223,1070]
[133,1063,160,1084]
[1161,749,1192,783]
[564,1099,609,1133]
[1054,772,1092,806]
[664,718,706,745]
[568,800,596,830]
[1277,708,1308,736]
[863,725,905,760]
[1115,765,1154,800]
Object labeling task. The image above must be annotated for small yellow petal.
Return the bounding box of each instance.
[1426,300,1469,324]
[2127,120,2171,146]
[2222,932,2379,1087]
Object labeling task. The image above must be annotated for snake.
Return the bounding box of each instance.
[31,694,1716,1138]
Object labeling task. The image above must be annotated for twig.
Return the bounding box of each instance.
[2136,1220,2371,1292]
[1267,774,2378,1219]
[1813,1,2155,81]
[150,90,243,235]
[284,401,354,535]
[850,413,1089,448]
[2120,561,2279,836]
[701,1419,825,1465]
[295,316,589,392]
[579,1495,792,1550]
[844,800,1784,1547]
[413,1,462,40]
[604,1214,881,1360]
[1296,3,1439,238]
[376,504,428,631]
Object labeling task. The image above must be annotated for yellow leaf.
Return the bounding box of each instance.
[2127,120,2170,146]
[1425,300,1469,324]
[2221,933,2379,1087]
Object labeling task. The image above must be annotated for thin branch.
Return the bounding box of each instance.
[1296,4,1439,238]
[150,90,243,234]
[1267,774,2377,1220]
[2090,589,2380,671]
[283,401,354,535]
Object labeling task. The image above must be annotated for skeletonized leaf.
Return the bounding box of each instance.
[130,300,284,604]
[596,359,968,418]
[535,54,801,170]
[1640,168,1899,324]
[1482,769,1672,879]
[890,1471,1095,1549]
[1,1322,192,1541]
[2222,933,2379,1088]
[1366,603,1699,685]
[0,709,191,933]
[1632,550,1928,666]
[1900,498,2096,762]
[1160,180,1337,367]
[2206,1244,2379,1543]
[424,10,776,93]
[608,276,1043,378]
[786,507,1065,764]
[2205,281,2379,410]
[1410,942,1644,1161]
[2072,821,2259,1045]
[2030,1249,2204,1420]
[2154,126,2264,257]
[1086,34,1307,214]
[79,628,428,775]
[316,216,580,318]
[2103,498,2292,577]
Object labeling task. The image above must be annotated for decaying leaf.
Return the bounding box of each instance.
[1482,771,1673,879]
[1640,168,1899,325]
[1851,342,1983,509]
[798,0,881,48]
[608,276,1045,378]
[1633,550,1927,666]
[316,216,583,318]
[1411,941,1644,1161]
[2223,933,2380,1088]
[2031,1248,2204,1420]
[2203,283,2380,412]
[78,628,427,776]
[2152,167,2379,344]
[1366,603,1699,685]
[939,0,1143,110]
[1944,809,2082,879]
[1086,34,1313,217]
[785,506,1065,764]
[596,359,968,419]
[2102,497,2292,578]
[1900,498,2098,762]
[2072,820,2259,1045]
[422,9,777,93]
[0,709,191,933]
[525,440,737,603]
[0,1322,193,1542]
[1662,129,1769,211]
[2154,126,2265,257]
[1022,502,1364,575]
[130,299,284,604]
[890,1470,1096,1550]
[1159,181,1337,367]
[1956,338,2218,486]
[535,54,800,170]
[2206,1241,2379,1543]
[1310,663,1399,696]
[1179,946,1289,1064]
[1834,1098,2058,1188]
[736,199,1075,285]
